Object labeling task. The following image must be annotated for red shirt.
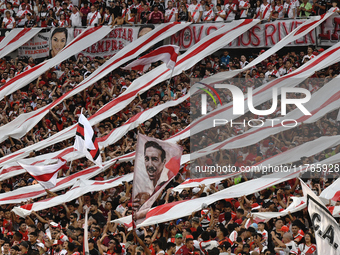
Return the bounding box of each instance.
[175,245,193,255]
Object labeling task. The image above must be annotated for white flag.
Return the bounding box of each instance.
[74,114,102,167]
[300,179,340,254]
[18,159,66,190]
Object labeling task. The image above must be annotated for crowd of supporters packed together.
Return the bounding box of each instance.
[0,43,339,255]
[0,0,339,29]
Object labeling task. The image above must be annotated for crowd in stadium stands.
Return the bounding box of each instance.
[0,0,339,28]
[0,34,339,255]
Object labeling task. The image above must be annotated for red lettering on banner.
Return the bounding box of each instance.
[193,25,203,44]
[117,28,123,38]
[119,40,124,49]
[251,26,260,46]
[122,29,127,40]
[331,17,340,40]
[97,41,104,52]
[91,44,96,53]
[206,26,217,35]
[241,31,251,46]
[265,23,276,46]
[295,21,305,44]
[128,28,133,42]
[182,27,192,48]
[106,40,110,51]
[171,31,182,47]
[278,22,281,41]
[308,29,315,44]
[319,21,331,40]
[112,40,117,51]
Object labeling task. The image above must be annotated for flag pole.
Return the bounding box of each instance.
[70,108,84,175]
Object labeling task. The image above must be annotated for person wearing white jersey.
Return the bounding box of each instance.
[224,0,237,21]
[238,0,249,18]
[260,0,272,20]
[283,0,296,18]
[87,5,101,26]
[214,4,226,21]
[188,0,203,23]
[165,1,178,22]
[202,4,215,21]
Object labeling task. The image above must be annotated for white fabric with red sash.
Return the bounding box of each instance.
[204,9,213,21]
[166,7,176,22]
[215,10,224,21]
[262,3,270,19]
[225,3,235,19]
[191,4,201,20]
[4,17,14,28]
[89,11,98,25]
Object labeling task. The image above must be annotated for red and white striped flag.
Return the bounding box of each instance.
[18,158,66,190]
[123,45,180,72]
[74,114,102,167]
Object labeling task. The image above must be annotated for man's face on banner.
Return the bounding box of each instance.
[144,146,165,185]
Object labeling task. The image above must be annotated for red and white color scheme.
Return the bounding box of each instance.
[0,26,112,101]
[18,159,66,190]
[123,45,180,72]
[11,174,133,217]
[132,134,182,224]
[74,113,102,167]
[320,177,340,203]
[0,157,128,205]
[0,23,189,147]
[0,28,42,59]
[301,179,340,255]
[0,20,257,167]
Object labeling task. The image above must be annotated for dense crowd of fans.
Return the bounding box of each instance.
[0,38,339,255]
[0,0,339,29]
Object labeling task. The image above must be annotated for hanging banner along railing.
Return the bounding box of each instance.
[0,22,190,147]
[0,20,257,167]
[0,14,330,178]
[0,16,334,178]
[18,26,141,60]
[0,15,330,150]
[0,28,42,58]
[173,37,340,142]
[0,26,112,102]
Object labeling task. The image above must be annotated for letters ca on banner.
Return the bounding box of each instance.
[74,27,139,60]
[170,20,316,50]
[18,31,50,59]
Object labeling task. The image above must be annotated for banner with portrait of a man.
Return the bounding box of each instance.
[132,134,182,225]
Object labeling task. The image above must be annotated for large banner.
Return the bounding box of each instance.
[18,26,140,59]
[170,20,316,50]
[74,27,139,60]
[132,134,182,225]
[301,180,340,255]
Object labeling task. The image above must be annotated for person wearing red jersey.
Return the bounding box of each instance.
[291,222,304,243]
[175,237,194,255]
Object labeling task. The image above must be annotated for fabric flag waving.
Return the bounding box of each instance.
[123,45,180,72]
[132,134,182,225]
[74,113,102,167]
[18,158,66,190]
[300,179,340,254]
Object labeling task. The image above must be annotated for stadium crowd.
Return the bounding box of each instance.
[0,24,339,254]
[0,0,339,29]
